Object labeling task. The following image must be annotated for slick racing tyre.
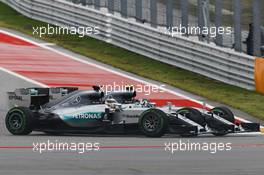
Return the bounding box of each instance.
[210,107,235,136]
[211,107,235,123]
[5,107,34,135]
[177,108,206,127]
[139,109,168,137]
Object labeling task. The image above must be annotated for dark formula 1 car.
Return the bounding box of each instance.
[5,86,260,137]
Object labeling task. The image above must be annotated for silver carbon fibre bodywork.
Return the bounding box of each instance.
[6,86,260,136]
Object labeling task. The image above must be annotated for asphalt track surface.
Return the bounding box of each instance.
[0,29,263,175]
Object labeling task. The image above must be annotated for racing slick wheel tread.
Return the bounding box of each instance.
[210,107,235,136]
[210,107,235,123]
[177,107,206,127]
[139,109,168,137]
[5,107,34,135]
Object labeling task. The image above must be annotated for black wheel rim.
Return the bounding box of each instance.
[143,114,159,132]
[8,113,23,130]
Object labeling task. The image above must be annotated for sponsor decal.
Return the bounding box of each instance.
[124,114,139,118]
[9,95,22,101]
[64,112,103,120]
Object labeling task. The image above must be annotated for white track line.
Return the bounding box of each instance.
[39,43,56,46]
[0,67,49,88]
[0,30,256,123]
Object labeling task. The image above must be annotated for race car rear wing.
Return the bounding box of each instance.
[7,87,78,109]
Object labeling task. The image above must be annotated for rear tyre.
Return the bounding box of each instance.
[5,107,33,135]
[139,109,168,137]
[210,107,235,136]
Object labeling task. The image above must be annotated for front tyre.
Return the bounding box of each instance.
[210,107,235,136]
[5,107,33,135]
[139,109,168,137]
[177,107,206,126]
[210,107,235,123]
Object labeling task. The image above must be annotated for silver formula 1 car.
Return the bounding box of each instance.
[5,86,260,137]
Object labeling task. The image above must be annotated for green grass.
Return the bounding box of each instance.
[0,2,264,120]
